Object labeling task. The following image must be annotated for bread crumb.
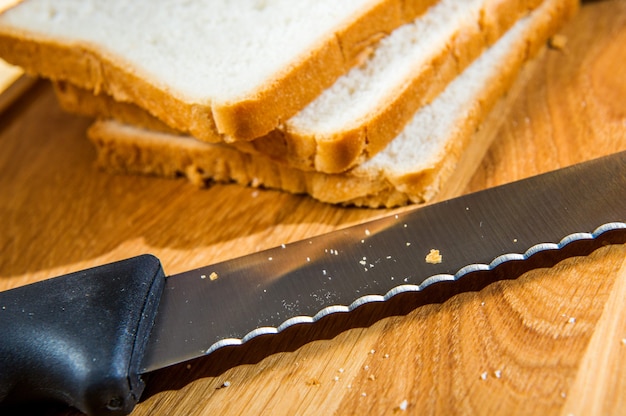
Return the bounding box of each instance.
[185,165,206,187]
[549,34,567,50]
[368,374,376,381]
[425,249,442,264]
[209,272,219,281]
[216,380,231,389]
[200,274,207,279]
[394,399,409,412]
[480,372,488,380]
[494,370,502,378]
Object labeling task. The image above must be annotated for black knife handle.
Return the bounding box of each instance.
[0,254,166,416]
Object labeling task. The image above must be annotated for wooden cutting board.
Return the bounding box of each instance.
[1,1,625,415]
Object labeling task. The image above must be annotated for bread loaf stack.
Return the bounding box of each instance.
[0,0,577,207]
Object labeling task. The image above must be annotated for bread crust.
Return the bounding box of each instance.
[54,80,178,134]
[0,30,222,140]
[0,0,439,142]
[85,0,578,207]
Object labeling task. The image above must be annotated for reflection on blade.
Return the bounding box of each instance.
[141,152,626,373]
[211,222,625,351]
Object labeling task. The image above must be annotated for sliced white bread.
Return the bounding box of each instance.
[53,0,545,173]
[0,0,438,141]
[87,0,577,208]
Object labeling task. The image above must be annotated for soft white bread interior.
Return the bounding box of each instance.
[245,0,545,173]
[53,0,544,174]
[0,0,438,141]
[87,0,577,207]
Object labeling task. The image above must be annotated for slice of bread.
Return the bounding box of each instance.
[87,0,577,207]
[52,0,545,173]
[0,0,439,141]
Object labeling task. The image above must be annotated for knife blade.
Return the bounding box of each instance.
[1,151,625,416]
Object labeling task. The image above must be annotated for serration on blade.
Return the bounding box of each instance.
[140,152,626,373]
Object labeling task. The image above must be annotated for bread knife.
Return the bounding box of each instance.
[1,151,625,416]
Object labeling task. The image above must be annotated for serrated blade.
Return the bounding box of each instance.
[141,151,626,373]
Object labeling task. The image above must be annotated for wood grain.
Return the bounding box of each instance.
[0,1,625,415]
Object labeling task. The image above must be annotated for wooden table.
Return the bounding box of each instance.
[1,1,625,414]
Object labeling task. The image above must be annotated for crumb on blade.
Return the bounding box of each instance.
[425,249,442,264]
[549,34,567,50]
[209,271,219,281]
